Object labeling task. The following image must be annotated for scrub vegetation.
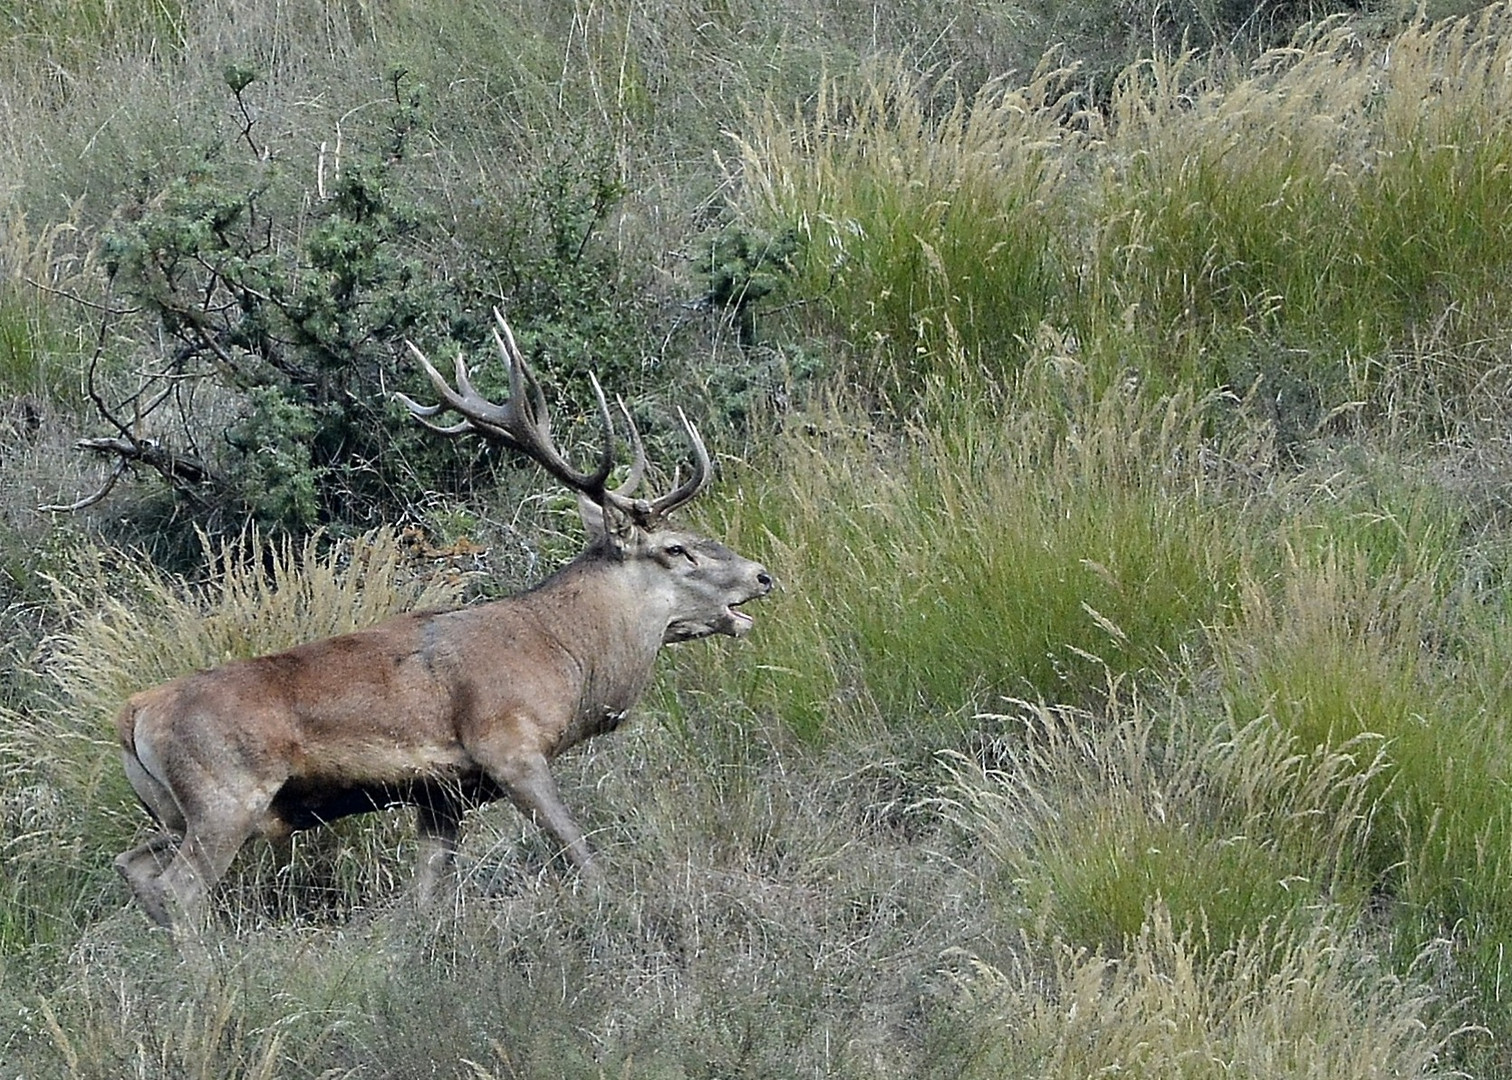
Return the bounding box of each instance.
[5,0,1512,1076]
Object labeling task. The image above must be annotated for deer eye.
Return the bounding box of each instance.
[664,543,694,563]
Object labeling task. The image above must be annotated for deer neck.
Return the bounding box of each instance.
[522,555,669,718]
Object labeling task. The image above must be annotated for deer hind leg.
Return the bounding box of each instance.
[414,796,463,909]
[115,834,179,927]
[149,801,273,931]
[116,745,190,926]
[125,766,280,931]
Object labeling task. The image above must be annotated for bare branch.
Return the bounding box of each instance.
[84,317,135,445]
[38,457,127,513]
[74,436,210,484]
[21,276,137,316]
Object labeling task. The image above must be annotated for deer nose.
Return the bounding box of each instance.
[756,568,775,593]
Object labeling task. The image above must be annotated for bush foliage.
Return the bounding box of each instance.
[79,65,668,538]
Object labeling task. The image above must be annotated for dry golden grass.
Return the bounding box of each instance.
[46,526,463,722]
[944,905,1458,1079]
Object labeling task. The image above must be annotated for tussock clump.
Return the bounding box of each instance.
[938,694,1464,1076]
[945,694,1389,957]
[695,364,1254,738]
[45,526,463,723]
[729,57,1086,396]
[1099,7,1512,405]
[939,906,1458,1080]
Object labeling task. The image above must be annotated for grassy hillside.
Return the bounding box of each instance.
[7,0,1512,1076]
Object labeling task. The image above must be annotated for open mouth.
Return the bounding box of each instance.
[725,604,755,632]
[724,577,772,635]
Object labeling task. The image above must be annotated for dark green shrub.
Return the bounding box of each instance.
[81,67,658,542]
[700,223,801,349]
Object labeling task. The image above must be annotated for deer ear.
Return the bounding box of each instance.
[577,494,635,547]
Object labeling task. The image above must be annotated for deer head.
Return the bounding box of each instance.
[396,310,772,642]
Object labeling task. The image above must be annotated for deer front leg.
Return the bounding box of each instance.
[484,749,599,880]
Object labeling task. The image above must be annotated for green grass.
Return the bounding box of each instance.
[688,369,1252,740]
[730,58,1079,400]
[1215,503,1512,1044]
[940,905,1455,1079]
[0,0,186,57]
[727,10,1512,419]
[947,697,1389,956]
[1092,12,1512,399]
[0,215,92,407]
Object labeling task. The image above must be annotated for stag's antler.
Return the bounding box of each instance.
[397,310,711,524]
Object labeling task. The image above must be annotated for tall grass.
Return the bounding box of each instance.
[1095,10,1512,402]
[689,335,1512,1067]
[947,695,1390,959]
[0,0,186,59]
[1216,511,1512,1041]
[730,59,1084,400]
[941,906,1458,1080]
[8,474,1483,1077]
[695,355,1253,739]
[727,8,1512,420]
[0,213,95,407]
[13,1,1512,1076]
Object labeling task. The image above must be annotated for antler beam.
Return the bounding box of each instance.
[398,309,710,524]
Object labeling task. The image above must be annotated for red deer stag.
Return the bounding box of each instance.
[114,310,773,930]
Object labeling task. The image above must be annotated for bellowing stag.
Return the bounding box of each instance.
[114,311,773,930]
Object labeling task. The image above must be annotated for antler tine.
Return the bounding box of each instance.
[397,343,491,439]
[392,390,446,423]
[450,347,488,414]
[608,394,649,501]
[399,341,515,440]
[492,311,545,433]
[403,340,462,409]
[490,310,615,495]
[579,371,618,495]
[392,394,478,438]
[647,408,712,517]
